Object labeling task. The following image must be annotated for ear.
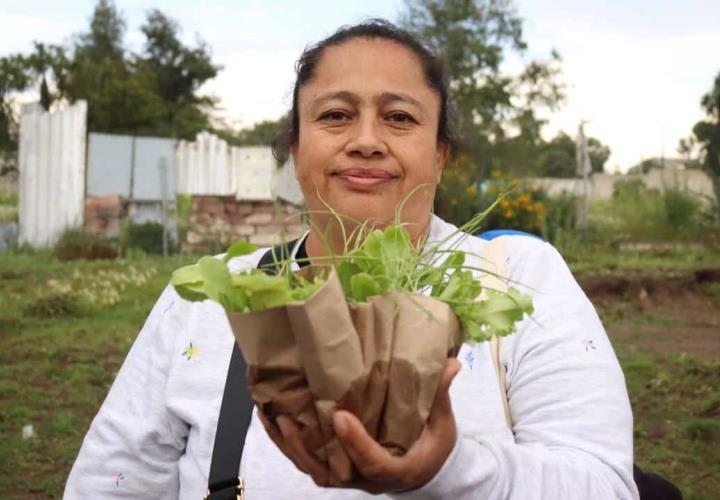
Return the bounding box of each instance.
[434,142,450,184]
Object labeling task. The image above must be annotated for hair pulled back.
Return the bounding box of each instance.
[272,18,456,162]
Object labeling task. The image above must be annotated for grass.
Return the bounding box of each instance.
[0,251,197,497]
[1,248,719,498]
[613,344,720,498]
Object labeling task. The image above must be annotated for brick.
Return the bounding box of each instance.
[244,212,273,225]
[186,231,203,244]
[228,212,245,226]
[236,202,254,215]
[284,224,307,239]
[231,225,255,236]
[254,223,282,235]
[189,212,213,226]
[249,233,280,246]
[254,203,276,214]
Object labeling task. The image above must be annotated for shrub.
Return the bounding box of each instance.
[481,171,546,235]
[24,291,85,318]
[591,180,705,242]
[126,222,174,254]
[541,191,577,244]
[53,229,118,261]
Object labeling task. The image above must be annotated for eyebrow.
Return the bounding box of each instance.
[312,91,422,108]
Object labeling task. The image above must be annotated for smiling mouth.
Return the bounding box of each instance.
[334,168,399,190]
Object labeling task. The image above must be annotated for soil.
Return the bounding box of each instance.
[577,269,720,360]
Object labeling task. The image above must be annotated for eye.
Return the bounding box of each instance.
[319,110,350,122]
[387,112,415,124]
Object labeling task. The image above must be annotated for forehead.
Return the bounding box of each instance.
[300,38,439,107]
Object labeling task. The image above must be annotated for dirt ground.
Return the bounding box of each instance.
[578,270,720,359]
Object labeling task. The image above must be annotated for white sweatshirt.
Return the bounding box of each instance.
[65,216,639,499]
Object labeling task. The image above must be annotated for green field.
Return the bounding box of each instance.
[1,250,718,498]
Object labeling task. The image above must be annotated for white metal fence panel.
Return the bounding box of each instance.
[235,146,275,201]
[18,101,87,249]
[176,132,234,196]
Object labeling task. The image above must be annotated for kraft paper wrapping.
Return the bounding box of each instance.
[369,293,462,455]
[229,266,464,482]
[286,267,365,481]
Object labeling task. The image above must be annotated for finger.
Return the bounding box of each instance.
[258,412,311,474]
[333,410,402,483]
[276,415,331,486]
[427,358,461,427]
[258,411,284,445]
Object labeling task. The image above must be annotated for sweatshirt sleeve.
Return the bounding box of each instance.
[392,238,639,500]
[64,285,190,499]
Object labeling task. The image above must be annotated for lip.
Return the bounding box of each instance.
[333,167,399,190]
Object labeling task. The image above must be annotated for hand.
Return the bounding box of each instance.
[258,358,462,494]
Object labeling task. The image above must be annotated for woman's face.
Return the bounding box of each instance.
[292,37,448,239]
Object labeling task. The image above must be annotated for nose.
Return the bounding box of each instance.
[345,115,388,158]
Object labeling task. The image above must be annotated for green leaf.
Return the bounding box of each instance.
[223,241,258,262]
[445,251,465,268]
[249,288,293,310]
[350,273,381,302]
[173,283,207,302]
[463,288,534,340]
[335,261,361,296]
[231,271,287,292]
[170,263,202,286]
[198,256,232,303]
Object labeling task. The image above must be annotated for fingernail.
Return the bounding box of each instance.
[334,413,347,437]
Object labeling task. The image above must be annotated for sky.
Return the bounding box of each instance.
[1,0,719,172]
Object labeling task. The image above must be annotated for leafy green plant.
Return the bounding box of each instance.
[541,191,577,244]
[126,222,173,255]
[171,202,534,343]
[24,291,86,318]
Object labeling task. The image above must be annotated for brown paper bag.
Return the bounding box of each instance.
[371,293,462,455]
[228,302,325,455]
[229,266,463,481]
[285,267,366,481]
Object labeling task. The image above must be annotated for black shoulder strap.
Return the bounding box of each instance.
[206,239,300,499]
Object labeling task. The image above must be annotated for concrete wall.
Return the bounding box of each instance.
[526,168,714,201]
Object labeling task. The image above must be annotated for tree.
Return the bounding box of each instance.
[0,0,221,139]
[688,71,720,203]
[135,9,221,138]
[532,132,610,177]
[400,0,564,174]
[0,55,30,157]
[400,0,566,222]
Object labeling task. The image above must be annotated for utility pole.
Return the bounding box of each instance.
[575,122,592,230]
[159,157,168,257]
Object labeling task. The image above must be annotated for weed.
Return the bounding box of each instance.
[684,419,720,441]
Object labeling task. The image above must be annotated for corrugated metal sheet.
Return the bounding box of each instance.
[176,132,234,195]
[18,101,87,249]
[176,133,294,201]
[86,133,133,197]
[87,133,176,202]
[131,137,176,201]
[275,158,305,206]
[234,146,275,201]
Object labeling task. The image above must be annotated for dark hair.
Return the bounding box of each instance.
[272,19,457,162]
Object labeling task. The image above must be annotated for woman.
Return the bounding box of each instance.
[65,20,639,499]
